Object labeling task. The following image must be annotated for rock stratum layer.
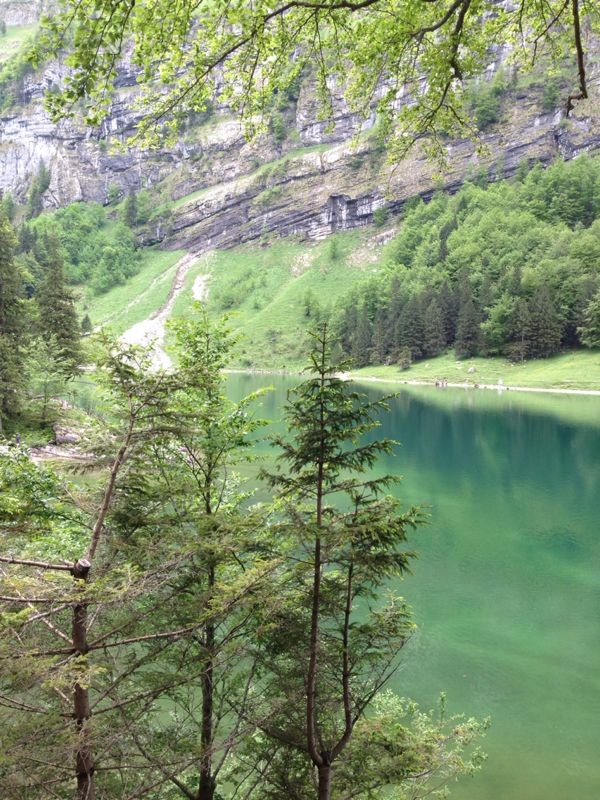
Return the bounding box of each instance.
[1,2,600,255]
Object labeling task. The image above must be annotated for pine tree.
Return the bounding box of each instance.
[258,324,421,800]
[526,285,562,357]
[122,189,138,228]
[0,192,15,221]
[0,211,26,429]
[438,280,458,345]
[579,289,600,349]
[351,304,373,367]
[81,313,93,334]
[27,161,51,219]
[385,276,406,354]
[509,298,531,362]
[423,298,446,357]
[455,279,481,358]
[36,235,82,373]
[396,293,424,360]
[370,307,387,364]
[26,335,69,425]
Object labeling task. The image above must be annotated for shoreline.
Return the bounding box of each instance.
[345,375,600,397]
[225,369,600,397]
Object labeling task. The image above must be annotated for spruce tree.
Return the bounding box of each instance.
[423,297,446,357]
[0,212,26,429]
[351,304,373,367]
[258,324,421,800]
[509,298,531,362]
[370,307,387,364]
[36,235,82,373]
[438,280,458,345]
[396,293,424,360]
[27,161,51,219]
[0,192,15,221]
[455,279,481,358]
[579,289,600,349]
[122,189,138,228]
[81,313,93,334]
[526,285,562,357]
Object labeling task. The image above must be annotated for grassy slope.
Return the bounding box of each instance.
[350,350,600,391]
[80,219,600,390]
[169,229,380,368]
[0,24,37,63]
[80,248,184,335]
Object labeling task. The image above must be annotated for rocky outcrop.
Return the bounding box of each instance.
[1,3,600,254]
[1,0,48,25]
[163,101,600,253]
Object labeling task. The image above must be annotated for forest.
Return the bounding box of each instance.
[0,308,487,800]
[1,0,599,796]
[334,156,600,367]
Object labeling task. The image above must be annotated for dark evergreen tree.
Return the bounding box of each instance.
[579,289,600,348]
[81,313,93,334]
[370,307,387,364]
[385,276,406,354]
[438,280,458,345]
[337,302,358,356]
[423,298,446,357]
[396,293,424,360]
[0,192,15,221]
[18,224,36,254]
[455,279,480,358]
[351,304,373,367]
[508,298,531,362]
[122,189,138,228]
[525,285,562,357]
[27,161,51,219]
[0,212,26,428]
[259,324,421,800]
[36,235,82,372]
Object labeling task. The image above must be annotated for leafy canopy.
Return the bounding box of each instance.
[34,0,599,154]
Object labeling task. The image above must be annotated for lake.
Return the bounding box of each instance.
[227,373,600,800]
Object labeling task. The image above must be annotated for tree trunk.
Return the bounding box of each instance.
[72,559,94,800]
[317,763,332,800]
[197,565,215,800]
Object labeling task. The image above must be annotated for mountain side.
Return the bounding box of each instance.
[1,3,600,256]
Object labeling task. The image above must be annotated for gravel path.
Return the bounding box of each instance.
[121,252,200,369]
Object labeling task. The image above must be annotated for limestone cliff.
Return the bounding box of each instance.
[1,2,600,256]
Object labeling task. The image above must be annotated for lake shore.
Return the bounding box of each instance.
[345,375,600,397]
[225,368,600,397]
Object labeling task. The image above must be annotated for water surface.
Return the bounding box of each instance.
[227,375,600,800]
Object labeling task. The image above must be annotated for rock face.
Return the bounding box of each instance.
[1,0,48,25]
[1,4,600,254]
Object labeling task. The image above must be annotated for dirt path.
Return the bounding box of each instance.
[192,273,210,301]
[29,445,95,464]
[121,252,200,369]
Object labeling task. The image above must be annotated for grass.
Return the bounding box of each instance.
[79,248,184,335]
[70,214,600,393]
[168,229,382,368]
[0,24,37,63]
[171,186,213,210]
[349,350,600,391]
[169,144,335,211]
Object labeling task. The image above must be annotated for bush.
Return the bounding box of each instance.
[270,112,287,144]
[373,207,389,228]
[541,81,560,113]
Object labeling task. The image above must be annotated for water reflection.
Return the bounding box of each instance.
[227,375,600,800]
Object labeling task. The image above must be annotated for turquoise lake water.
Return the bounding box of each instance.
[227,374,600,800]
